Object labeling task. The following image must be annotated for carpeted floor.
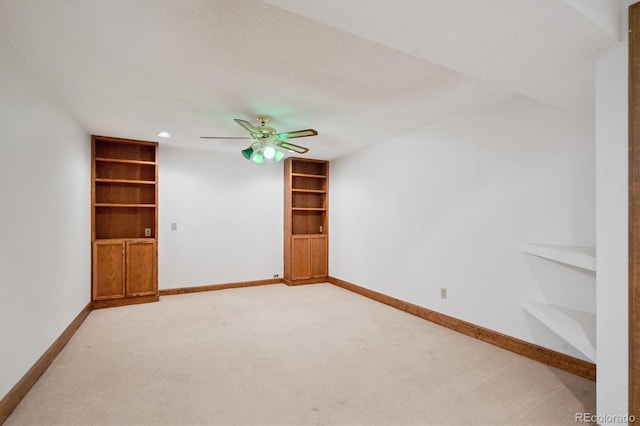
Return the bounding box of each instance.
[5,283,594,425]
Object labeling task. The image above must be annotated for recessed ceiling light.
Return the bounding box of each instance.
[157,131,171,138]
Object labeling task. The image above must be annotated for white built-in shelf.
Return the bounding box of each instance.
[522,243,596,272]
[521,300,596,362]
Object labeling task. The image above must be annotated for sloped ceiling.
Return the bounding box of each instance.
[0,0,618,160]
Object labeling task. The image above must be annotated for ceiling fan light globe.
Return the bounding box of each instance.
[241,147,254,160]
[252,152,264,164]
[274,150,285,162]
[263,146,276,159]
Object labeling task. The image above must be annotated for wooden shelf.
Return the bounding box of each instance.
[291,173,326,179]
[522,243,596,272]
[521,300,596,362]
[94,237,155,243]
[292,189,326,194]
[292,207,327,211]
[95,178,156,185]
[95,203,156,208]
[95,157,156,165]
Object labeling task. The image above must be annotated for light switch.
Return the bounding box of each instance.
[171,222,177,231]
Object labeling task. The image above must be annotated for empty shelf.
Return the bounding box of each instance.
[522,243,596,271]
[521,299,596,362]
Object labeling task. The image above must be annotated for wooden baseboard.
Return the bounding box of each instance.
[327,276,596,381]
[92,295,159,309]
[0,302,92,424]
[159,278,283,296]
[283,277,327,286]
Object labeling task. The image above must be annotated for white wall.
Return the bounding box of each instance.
[330,95,595,361]
[595,1,629,421]
[158,147,284,289]
[0,33,90,399]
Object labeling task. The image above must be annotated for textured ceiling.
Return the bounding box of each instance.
[0,0,618,160]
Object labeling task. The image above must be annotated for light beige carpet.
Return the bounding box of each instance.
[6,283,594,425]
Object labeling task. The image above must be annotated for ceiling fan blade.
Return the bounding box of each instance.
[200,136,252,140]
[234,118,261,136]
[274,140,309,154]
[276,129,318,139]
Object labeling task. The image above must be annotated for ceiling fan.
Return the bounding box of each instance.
[201,116,318,163]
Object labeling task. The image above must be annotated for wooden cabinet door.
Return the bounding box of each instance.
[126,240,157,296]
[93,241,125,300]
[310,235,328,278]
[291,236,311,280]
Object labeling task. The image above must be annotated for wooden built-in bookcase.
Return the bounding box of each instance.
[284,158,328,284]
[91,136,159,308]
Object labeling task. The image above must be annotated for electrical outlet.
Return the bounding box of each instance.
[144,228,151,237]
[273,274,280,278]
[440,288,447,299]
[171,222,177,231]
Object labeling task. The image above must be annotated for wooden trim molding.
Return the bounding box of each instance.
[283,277,327,286]
[92,295,159,309]
[0,302,92,424]
[328,276,596,381]
[159,278,283,296]
[630,2,640,417]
